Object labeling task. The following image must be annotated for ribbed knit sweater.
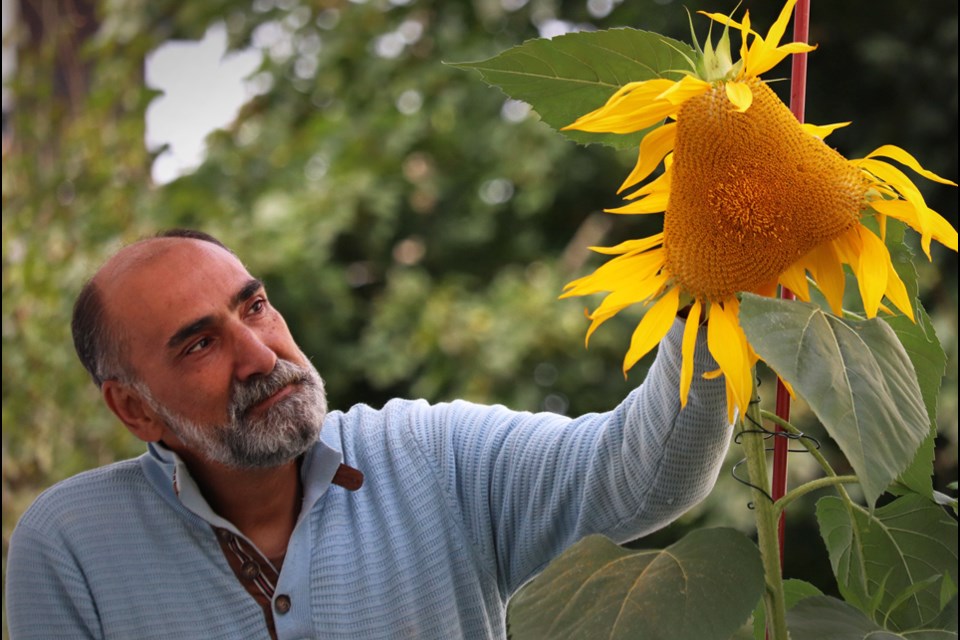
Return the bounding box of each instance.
[6,321,731,639]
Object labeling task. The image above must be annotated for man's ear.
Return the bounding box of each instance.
[102,380,165,442]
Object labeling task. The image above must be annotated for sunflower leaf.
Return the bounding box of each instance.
[815,494,959,631]
[739,294,929,505]
[451,29,695,149]
[506,528,764,640]
[885,303,946,500]
[786,595,958,639]
[884,218,921,305]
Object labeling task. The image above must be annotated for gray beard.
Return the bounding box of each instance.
[135,357,327,469]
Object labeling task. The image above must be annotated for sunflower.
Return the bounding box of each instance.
[560,0,958,421]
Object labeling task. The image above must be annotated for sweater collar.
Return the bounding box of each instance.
[142,435,348,536]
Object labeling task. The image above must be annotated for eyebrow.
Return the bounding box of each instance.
[166,278,264,351]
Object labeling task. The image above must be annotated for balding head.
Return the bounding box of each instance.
[72,229,231,387]
[72,230,324,468]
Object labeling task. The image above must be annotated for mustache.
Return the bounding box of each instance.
[229,359,315,419]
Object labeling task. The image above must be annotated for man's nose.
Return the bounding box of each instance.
[233,325,278,380]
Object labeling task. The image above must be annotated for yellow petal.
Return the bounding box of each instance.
[808,241,846,315]
[867,198,920,231]
[925,208,959,252]
[883,256,914,320]
[588,270,670,319]
[707,299,751,420]
[569,101,679,134]
[858,158,927,204]
[739,11,752,63]
[563,79,678,133]
[764,0,799,51]
[623,166,671,200]
[584,271,668,345]
[606,192,669,215]
[623,287,680,373]
[586,233,665,256]
[778,261,811,301]
[747,42,816,78]
[596,80,648,107]
[800,121,850,140]
[680,299,703,408]
[858,159,933,249]
[854,226,889,318]
[869,198,958,257]
[698,12,753,36]
[832,225,862,266]
[618,122,677,192]
[725,81,754,112]
[866,144,958,186]
[725,297,756,410]
[657,75,712,105]
[561,248,665,297]
[587,233,665,256]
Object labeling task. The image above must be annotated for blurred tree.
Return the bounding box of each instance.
[2,1,956,636]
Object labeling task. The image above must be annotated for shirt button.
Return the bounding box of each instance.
[241,561,260,579]
[274,595,292,614]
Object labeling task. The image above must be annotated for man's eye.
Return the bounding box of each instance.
[185,338,211,355]
[250,298,267,314]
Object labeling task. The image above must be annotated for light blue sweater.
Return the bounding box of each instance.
[6,322,731,639]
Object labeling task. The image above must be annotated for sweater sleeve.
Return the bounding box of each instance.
[6,521,102,640]
[407,318,731,597]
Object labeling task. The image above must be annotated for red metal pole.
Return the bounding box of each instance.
[772,0,811,567]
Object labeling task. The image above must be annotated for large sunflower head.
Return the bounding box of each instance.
[560,0,958,422]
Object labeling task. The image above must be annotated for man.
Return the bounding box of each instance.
[6,229,732,639]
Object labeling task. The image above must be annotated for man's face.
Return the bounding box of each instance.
[100,238,326,468]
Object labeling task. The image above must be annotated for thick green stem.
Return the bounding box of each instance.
[774,475,859,516]
[740,395,789,639]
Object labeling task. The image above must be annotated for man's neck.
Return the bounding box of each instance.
[182,454,303,559]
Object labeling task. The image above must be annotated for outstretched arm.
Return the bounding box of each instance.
[408,318,731,597]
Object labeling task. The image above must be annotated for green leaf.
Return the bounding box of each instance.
[885,576,951,629]
[939,575,958,620]
[885,219,921,305]
[506,528,764,640]
[886,303,946,499]
[752,579,824,640]
[739,294,929,505]
[452,29,695,149]
[786,596,958,640]
[927,594,958,633]
[787,595,896,639]
[816,494,959,631]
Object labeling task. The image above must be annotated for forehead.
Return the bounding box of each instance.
[98,239,254,347]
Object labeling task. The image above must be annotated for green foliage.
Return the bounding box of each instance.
[888,304,947,499]
[786,595,958,640]
[740,295,930,506]
[453,29,695,149]
[817,495,958,631]
[507,528,764,640]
